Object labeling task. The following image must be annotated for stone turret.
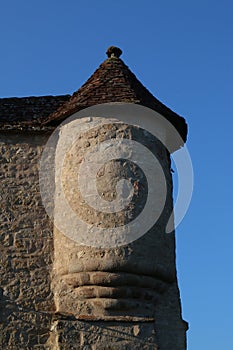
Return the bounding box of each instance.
[46,47,188,349]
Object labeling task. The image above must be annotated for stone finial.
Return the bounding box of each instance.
[106,46,122,58]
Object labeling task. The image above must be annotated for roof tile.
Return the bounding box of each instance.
[0,47,187,142]
[44,53,187,142]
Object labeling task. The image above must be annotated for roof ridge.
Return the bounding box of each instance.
[42,51,187,143]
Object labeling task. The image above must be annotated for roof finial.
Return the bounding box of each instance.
[106,46,122,58]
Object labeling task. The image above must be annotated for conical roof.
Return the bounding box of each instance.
[44,46,187,142]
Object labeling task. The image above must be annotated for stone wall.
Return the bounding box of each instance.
[0,129,187,349]
[0,131,54,349]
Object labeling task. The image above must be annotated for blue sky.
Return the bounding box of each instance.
[1,1,233,348]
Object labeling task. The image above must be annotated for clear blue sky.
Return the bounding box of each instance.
[1,1,233,348]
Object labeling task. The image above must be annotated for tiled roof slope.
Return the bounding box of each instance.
[44,47,187,142]
[0,47,187,142]
[0,95,70,130]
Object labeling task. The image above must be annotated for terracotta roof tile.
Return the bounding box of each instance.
[44,52,187,142]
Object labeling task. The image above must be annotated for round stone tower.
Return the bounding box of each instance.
[44,47,188,349]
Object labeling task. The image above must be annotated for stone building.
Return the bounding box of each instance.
[0,47,188,349]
